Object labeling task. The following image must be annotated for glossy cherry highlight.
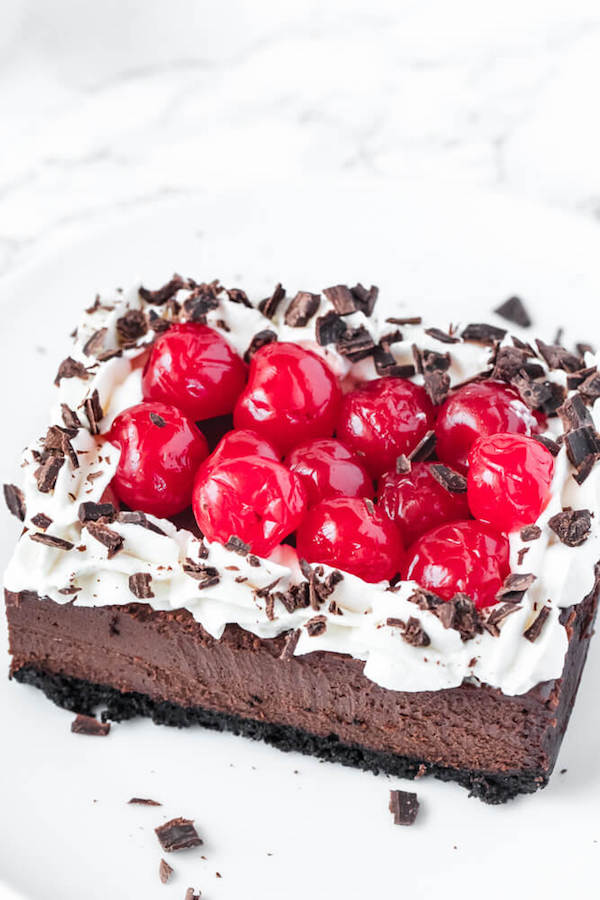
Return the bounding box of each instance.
[435,380,540,473]
[233,342,342,455]
[336,377,436,477]
[142,323,247,422]
[286,438,373,507]
[378,461,470,544]
[404,519,510,609]
[193,455,307,557]
[296,497,404,583]
[204,428,280,470]
[108,401,208,518]
[467,433,554,533]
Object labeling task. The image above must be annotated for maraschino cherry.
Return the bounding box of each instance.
[142,323,247,421]
[467,433,554,533]
[435,380,540,473]
[193,455,307,557]
[336,377,436,477]
[378,461,470,544]
[108,401,208,517]
[233,342,342,455]
[204,429,280,470]
[296,496,404,583]
[404,520,510,609]
[286,438,373,507]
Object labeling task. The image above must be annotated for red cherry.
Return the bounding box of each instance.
[205,429,280,470]
[233,342,342,455]
[378,461,470,544]
[108,402,208,517]
[286,438,373,507]
[404,520,510,609]
[193,455,307,557]
[296,497,404,583]
[467,433,554,533]
[142,323,247,422]
[435,380,541,473]
[336,377,436,477]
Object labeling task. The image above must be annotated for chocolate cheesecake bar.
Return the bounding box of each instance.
[4,278,600,803]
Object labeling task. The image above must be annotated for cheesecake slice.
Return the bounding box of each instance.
[4,278,600,802]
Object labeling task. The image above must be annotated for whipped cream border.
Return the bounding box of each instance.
[4,280,600,696]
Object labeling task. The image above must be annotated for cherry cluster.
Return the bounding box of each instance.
[107,323,555,608]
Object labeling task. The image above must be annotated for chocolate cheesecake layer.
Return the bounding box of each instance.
[6,579,598,803]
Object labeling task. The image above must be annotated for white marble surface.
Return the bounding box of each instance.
[2,0,600,280]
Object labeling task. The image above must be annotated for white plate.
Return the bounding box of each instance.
[1,180,599,900]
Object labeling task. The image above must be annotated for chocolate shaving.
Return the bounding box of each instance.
[315,311,347,346]
[412,345,451,375]
[423,370,451,405]
[78,502,116,523]
[350,283,379,316]
[60,404,82,430]
[492,345,543,383]
[511,372,566,415]
[30,531,74,551]
[532,435,561,457]
[147,309,173,334]
[395,455,411,474]
[116,309,148,344]
[183,559,219,589]
[54,357,89,386]
[564,425,600,471]
[387,616,430,647]
[494,296,531,328]
[155,817,203,852]
[408,430,436,462]
[83,389,103,435]
[305,615,327,637]
[461,323,506,344]
[183,284,221,322]
[244,329,277,363]
[31,512,52,530]
[71,714,110,736]
[225,535,251,555]
[548,508,592,547]
[128,572,155,599]
[3,484,26,521]
[139,275,185,305]
[437,593,482,641]
[408,588,444,611]
[128,797,162,806]
[150,412,166,428]
[517,547,529,566]
[428,464,467,494]
[524,606,550,643]
[536,339,582,373]
[424,327,460,344]
[566,366,596,391]
[159,859,174,884]
[389,790,419,826]
[496,572,536,602]
[184,890,200,900]
[85,521,124,558]
[97,347,123,362]
[227,287,253,308]
[43,425,79,469]
[385,316,422,326]
[323,284,358,316]
[373,345,415,378]
[35,456,65,492]
[279,629,301,660]
[520,524,542,542]
[336,325,376,362]
[259,283,286,319]
[82,328,108,357]
[484,602,521,637]
[116,510,166,536]
[284,291,321,327]
[578,370,600,403]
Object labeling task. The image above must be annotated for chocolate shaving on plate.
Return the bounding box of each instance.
[78,501,116,523]
[389,790,419,826]
[494,296,532,328]
[31,512,52,530]
[139,275,185,305]
[428,464,467,494]
[244,329,277,363]
[128,797,162,806]
[524,606,550,643]
[54,356,89,386]
[71,714,110,736]
[30,532,74,551]
[85,521,124,558]
[284,291,321,327]
[258,282,286,319]
[3,484,26,521]
[548,508,592,547]
[155,817,203,852]
[159,858,174,884]
[128,572,155,599]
